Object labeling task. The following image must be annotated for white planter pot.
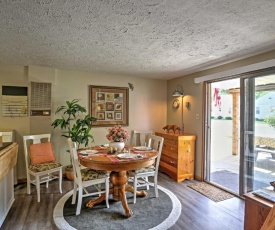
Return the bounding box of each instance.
[109,142,125,152]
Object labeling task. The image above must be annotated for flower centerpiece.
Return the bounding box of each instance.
[106,125,130,151]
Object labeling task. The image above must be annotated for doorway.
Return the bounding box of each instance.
[205,69,275,196]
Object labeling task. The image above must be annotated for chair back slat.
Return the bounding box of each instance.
[67,138,82,185]
[147,134,164,171]
[131,130,153,146]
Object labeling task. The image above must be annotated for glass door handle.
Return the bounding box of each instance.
[244,131,254,135]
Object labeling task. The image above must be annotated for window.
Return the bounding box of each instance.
[256,107,260,114]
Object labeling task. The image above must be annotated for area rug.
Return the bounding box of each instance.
[53,184,181,230]
[188,182,235,202]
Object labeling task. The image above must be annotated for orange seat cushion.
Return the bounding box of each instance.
[29,142,56,165]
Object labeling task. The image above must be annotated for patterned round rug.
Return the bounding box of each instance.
[53,185,181,230]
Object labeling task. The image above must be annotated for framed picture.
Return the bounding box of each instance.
[106,111,114,120]
[90,85,129,127]
[115,112,122,120]
[106,102,114,111]
[115,103,122,111]
[97,112,105,120]
[97,103,105,111]
[96,92,105,102]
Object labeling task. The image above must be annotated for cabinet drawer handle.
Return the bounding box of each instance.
[170,161,175,164]
[170,148,175,150]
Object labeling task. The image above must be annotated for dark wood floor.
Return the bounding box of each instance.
[2,173,244,230]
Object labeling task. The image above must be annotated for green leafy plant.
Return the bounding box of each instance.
[51,99,97,149]
[265,115,275,130]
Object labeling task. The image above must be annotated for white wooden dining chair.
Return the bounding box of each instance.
[23,134,62,202]
[129,134,164,204]
[67,138,109,215]
[131,130,153,146]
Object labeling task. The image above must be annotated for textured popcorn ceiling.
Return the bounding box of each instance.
[0,0,275,80]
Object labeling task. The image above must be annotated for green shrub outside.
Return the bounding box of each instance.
[265,115,275,130]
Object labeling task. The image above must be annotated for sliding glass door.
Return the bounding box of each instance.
[205,69,275,196]
[242,73,275,194]
[205,78,241,194]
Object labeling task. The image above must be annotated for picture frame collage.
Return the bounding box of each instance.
[89,85,129,127]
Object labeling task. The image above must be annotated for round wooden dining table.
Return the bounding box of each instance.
[78,147,158,217]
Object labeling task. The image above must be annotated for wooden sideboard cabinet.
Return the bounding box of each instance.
[243,192,273,230]
[155,132,196,182]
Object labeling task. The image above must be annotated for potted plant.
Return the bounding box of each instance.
[51,99,97,180]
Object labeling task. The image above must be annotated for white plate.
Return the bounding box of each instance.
[86,150,98,154]
[79,150,98,155]
[79,151,88,156]
[133,146,152,151]
[103,144,109,147]
[117,153,137,159]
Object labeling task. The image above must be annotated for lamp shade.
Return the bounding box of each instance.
[172,85,184,97]
[172,90,184,97]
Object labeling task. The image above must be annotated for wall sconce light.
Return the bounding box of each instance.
[172,85,184,97]
[172,85,184,133]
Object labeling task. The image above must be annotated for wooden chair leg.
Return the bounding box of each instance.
[59,168,62,193]
[72,182,77,205]
[154,175,158,198]
[35,175,40,202]
[46,174,49,188]
[133,176,138,204]
[105,179,109,208]
[145,176,149,190]
[27,174,31,194]
[76,187,83,215]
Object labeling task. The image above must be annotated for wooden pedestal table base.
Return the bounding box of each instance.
[86,171,147,217]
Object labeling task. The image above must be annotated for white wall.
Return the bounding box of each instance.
[0,64,167,178]
[51,69,167,166]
